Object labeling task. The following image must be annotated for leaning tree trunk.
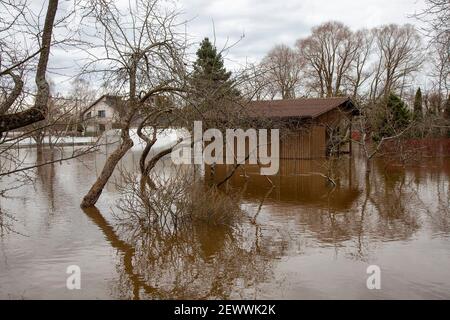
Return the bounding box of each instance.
[139,142,180,192]
[0,0,58,134]
[80,130,133,208]
[81,54,141,208]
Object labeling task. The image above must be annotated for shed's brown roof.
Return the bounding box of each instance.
[247,97,355,119]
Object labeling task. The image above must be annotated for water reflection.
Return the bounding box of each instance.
[103,169,280,299]
[36,149,57,212]
[1,145,450,299]
[206,154,449,258]
[83,207,277,299]
[207,159,361,209]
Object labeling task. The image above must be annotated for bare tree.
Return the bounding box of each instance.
[296,21,358,97]
[368,24,424,102]
[80,0,188,208]
[346,30,374,100]
[68,77,97,131]
[414,0,450,112]
[0,0,59,133]
[239,63,278,101]
[260,44,302,99]
[414,0,450,47]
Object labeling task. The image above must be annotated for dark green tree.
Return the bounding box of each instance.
[413,87,423,120]
[193,38,231,85]
[190,38,239,118]
[374,93,412,140]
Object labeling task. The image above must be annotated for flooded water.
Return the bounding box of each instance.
[0,144,449,299]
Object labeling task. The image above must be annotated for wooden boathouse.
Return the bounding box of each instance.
[245,97,358,159]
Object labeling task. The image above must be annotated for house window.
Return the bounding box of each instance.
[98,110,106,118]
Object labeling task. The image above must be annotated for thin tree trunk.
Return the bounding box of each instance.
[81,130,133,208]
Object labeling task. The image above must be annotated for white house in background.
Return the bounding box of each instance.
[81,95,125,134]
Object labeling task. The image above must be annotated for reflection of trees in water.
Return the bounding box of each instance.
[432,176,450,234]
[36,149,56,211]
[347,157,450,259]
[292,157,450,261]
[111,222,274,299]
[368,165,421,239]
[80,155,450,296]
[83,170,283,299]
[406,159,450,234]
[207,156,450,261]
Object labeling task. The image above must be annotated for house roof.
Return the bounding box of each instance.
[246,97,356,119]
[81,95,125,116]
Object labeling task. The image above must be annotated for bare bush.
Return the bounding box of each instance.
[115,167,244,229]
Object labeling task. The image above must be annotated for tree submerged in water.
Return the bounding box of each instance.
[373,93,412,141]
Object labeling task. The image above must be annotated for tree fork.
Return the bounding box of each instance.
[0,0,59,133]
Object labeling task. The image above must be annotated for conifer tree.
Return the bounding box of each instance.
[192,37,232,86]
[413,88,423,120]
[190,38,239,117]
[375,93,412,140]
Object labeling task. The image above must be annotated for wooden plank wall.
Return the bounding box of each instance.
[208,124,328,162]
[280,125,326,159]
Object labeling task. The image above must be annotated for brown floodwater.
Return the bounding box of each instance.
[0,143,449,299]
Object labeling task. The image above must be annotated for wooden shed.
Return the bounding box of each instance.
[246,97,358,159]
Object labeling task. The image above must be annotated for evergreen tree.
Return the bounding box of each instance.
[375,93,412,140]
[193,38,231,84]
[413,87,423,120]
[190,38,238,107]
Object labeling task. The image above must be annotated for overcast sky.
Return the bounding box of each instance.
[46,0,428,93]
[178,0,427,68]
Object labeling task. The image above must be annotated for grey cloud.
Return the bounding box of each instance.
[29,0,428,93]
[179,0,426,69]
